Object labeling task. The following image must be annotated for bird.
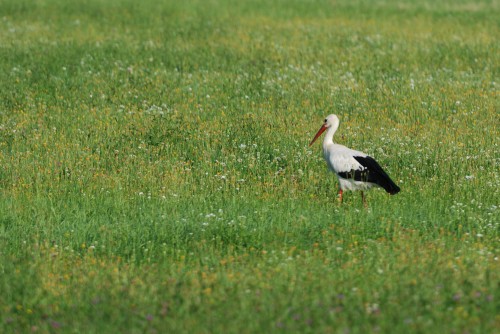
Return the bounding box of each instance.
[309,114,400,206]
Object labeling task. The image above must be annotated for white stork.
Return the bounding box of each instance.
[309,114,400,206]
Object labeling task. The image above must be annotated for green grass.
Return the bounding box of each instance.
[1,0,499,332]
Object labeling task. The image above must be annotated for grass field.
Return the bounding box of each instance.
[1,0,499,333]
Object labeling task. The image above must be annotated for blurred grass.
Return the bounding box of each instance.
[0,0,499,333]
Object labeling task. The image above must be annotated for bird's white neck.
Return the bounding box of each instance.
[322,123,338,148]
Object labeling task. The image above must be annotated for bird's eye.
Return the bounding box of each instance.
[324,119,327,123]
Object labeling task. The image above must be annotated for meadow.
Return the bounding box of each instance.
[0,0,499,332]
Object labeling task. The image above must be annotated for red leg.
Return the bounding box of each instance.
[338,189,343,203]
[361,191,367,208]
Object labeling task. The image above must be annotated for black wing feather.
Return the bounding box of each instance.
[338,156,400,195]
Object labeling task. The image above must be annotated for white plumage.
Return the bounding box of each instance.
[310,114,400,206]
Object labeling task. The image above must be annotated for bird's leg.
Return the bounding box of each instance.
[338,189,343,203]
[361,191,367,208]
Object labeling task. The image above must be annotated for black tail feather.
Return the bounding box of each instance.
[352,156,400,195]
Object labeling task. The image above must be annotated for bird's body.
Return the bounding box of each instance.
[310,114,400,205]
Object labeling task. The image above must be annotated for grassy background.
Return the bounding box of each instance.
[0,0,499,333]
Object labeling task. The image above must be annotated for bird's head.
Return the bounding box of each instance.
[309,114,339,146]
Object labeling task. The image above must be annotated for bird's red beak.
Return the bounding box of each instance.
[309,124,327,146]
